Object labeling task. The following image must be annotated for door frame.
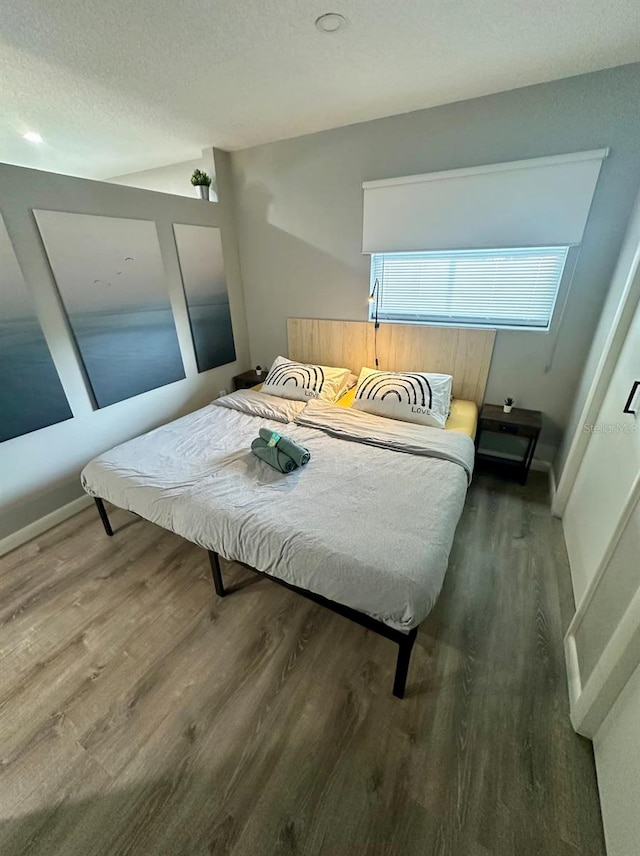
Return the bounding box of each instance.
[564,474,640,738]
[553,193,640,519]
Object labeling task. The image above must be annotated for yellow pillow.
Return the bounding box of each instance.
[446,399,478,439]
[336,386,356,407]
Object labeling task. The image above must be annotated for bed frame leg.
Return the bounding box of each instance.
[208,551,226,598]
[94,498,114,537]
[393,627,418,699]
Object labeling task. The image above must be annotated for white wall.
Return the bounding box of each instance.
[558,190,640,854]
[107,157,209,199]
[562,293,640,602]
[0,151,250,540]
[229,63,640,468]
[593,660,640,856]
[556,190,640,488]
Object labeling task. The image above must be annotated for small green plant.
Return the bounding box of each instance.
[191,169,212,187]
[504,397,514,406]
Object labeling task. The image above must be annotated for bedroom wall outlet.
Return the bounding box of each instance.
[218,389,227,398]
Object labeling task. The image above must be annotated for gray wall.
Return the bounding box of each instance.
[0,152,250,540]
[230,63,640,467]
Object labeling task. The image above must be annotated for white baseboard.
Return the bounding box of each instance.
[531,457,551,474]
[532,458,559,507]
[548,465,559,516]
[0,494,93,558]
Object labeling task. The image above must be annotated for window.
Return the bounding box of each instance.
[369,246,570,331]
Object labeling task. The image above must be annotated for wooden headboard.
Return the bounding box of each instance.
[287,318,495,407]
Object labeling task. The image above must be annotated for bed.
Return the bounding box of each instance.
[82,320,495,697]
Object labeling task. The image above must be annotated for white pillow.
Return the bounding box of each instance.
[351,367,452,429]
[261,356,352,403]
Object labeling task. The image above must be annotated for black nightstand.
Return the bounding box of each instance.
[475,404,542,485]
[233,369,266,391]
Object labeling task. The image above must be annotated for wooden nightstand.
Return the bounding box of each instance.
[232,369,266,391]
[475,404,542,485]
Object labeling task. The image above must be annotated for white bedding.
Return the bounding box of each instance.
[210,388,308,423]
[81,391,473,631]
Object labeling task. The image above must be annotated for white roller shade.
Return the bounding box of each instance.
[362,150,608,253]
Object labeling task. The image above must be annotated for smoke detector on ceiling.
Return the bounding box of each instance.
[315,13,347,33]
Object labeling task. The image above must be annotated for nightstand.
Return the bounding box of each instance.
[475,404,542,485]
[233,369,266,391]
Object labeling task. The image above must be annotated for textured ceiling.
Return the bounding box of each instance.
[1,0,639,179]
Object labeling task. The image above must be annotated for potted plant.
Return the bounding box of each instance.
[191,169,212,201]
[503,397,514,414]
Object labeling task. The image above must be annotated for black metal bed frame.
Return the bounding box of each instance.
[94,497,418,699]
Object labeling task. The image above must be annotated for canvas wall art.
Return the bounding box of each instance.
[0,213,72,442]
[173,224,236,372]
[34,211,185,409]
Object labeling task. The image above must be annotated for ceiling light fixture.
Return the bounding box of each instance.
[315,12,347,33]
[23,131,43,143]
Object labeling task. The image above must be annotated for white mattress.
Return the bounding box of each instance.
[81,391,474,631]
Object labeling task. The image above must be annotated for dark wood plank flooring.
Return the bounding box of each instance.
[0,474,606,855]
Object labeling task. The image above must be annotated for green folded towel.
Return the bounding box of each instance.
[258,428,311,468]
[276,435,311,468]
[251,437,297,473]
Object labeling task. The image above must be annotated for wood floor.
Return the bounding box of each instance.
[0,474,605,856]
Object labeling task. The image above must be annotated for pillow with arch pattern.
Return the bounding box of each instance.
[351,367,452,429]
[261,356,353,403]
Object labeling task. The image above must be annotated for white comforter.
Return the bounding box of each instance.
[81,391,474,631]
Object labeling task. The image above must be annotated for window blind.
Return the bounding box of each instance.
[370,246,569,330]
